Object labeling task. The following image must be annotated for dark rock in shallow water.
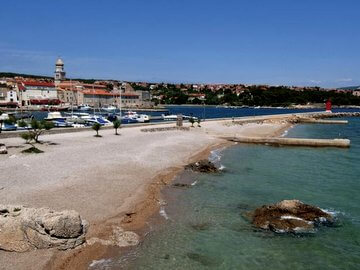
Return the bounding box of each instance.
[190,222,211,231]
[172,183,191,188]
[185,160,219,173]
[186,252,221,267]
[252,200,333,233]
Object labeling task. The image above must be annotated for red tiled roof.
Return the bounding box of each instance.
[24,81,55,87]
[17,83,25,91]
[81,90,119,96]
[122,93,139,97]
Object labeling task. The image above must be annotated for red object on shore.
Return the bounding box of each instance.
[326,100,332,111]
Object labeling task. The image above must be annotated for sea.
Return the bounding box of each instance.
[89,114,360,270]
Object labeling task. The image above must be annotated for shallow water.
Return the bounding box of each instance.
[98,118,360,270]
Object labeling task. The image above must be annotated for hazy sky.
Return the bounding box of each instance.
[0,0,359,87]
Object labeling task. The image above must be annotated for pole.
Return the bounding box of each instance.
[119,83,122,120]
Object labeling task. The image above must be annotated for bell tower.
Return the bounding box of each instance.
[54,57,66,86]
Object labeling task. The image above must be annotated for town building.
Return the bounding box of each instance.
[54,58,66,86]
[0,83,19,107]
[18,81,59,106]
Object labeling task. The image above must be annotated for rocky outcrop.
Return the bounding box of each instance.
[252,200,333,233]
[0,205,88,252]
[0,144,7,154]
[185,160,219,173]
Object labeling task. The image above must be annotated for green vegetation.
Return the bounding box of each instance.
[19,119,54,144]
[113,119,121,135]
[92,123,102,137]
[152,85,360,106]
[189,117,195,127]
[0,72,52,79]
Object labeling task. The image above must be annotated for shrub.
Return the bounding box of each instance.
[113,119,121,135]
[92,123,101,137]
[19,119,54,144]
[189,117,195,127]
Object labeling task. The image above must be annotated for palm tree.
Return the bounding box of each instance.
[92,123,101,137]
[113,119,121,135]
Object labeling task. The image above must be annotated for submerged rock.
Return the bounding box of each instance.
[0,205,88,252]
[172,183,191,188]
[186,252,222,267]
[251,200,333,233]
[185,160,218,173]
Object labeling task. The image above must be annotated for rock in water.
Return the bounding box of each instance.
[0,144,7,154]
[0,205,88,252]
[251,200,333,233]
[185,160,218,173]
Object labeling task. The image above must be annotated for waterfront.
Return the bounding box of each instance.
[115,117,360,270]
[8,105,360,122]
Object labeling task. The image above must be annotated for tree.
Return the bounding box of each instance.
[113,119,121,135]
[189,117,195,127]
[20,119,54,144]
[92,122,101,137]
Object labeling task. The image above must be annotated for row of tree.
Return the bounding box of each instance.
[151,86,360,106]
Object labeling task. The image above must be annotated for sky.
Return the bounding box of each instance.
[0,0,359,88]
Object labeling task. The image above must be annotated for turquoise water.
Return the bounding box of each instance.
[108,118,360,269]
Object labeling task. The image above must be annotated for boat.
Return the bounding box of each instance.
[161,114,178,121]
[101,105,117,112]
[135,114,150,123]
[44,112,73,128]
[80,114,113,126]
[0,122,17,131]
[0,114,17,131]
[121,111,150,123]
[41,105,70,112]
[78,104,92,111]
[161,114,197,121]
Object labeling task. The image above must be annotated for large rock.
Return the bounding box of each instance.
[0,205,88,252]
[252,200,333,233]
[185,160,219,173]
[0,144,7,154]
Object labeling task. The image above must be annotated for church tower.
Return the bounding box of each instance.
[54,57,66,86]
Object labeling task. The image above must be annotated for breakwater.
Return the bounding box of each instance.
[224,136,350,148]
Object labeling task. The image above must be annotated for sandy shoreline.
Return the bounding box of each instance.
[0,117,292,270]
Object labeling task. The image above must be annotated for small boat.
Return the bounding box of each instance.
[101,105,117,112]
[161,114,178,121]
[122,111,150,124]
[0,114,17,131]
[81,114,113,126]
[162,114,197,121]
[41,105,70,112]
[135,114,150,123]
[78,104,92,111]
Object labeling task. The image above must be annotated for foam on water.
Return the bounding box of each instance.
[159,207,169,220]
[89,259,112,269]
[191,180,198,186]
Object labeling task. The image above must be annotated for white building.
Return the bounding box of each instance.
[18,81,58,106]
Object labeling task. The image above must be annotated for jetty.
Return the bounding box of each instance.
[297,119,348,124]
[224,136,350,148]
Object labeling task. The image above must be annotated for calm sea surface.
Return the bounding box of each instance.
[103,117,360,270]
